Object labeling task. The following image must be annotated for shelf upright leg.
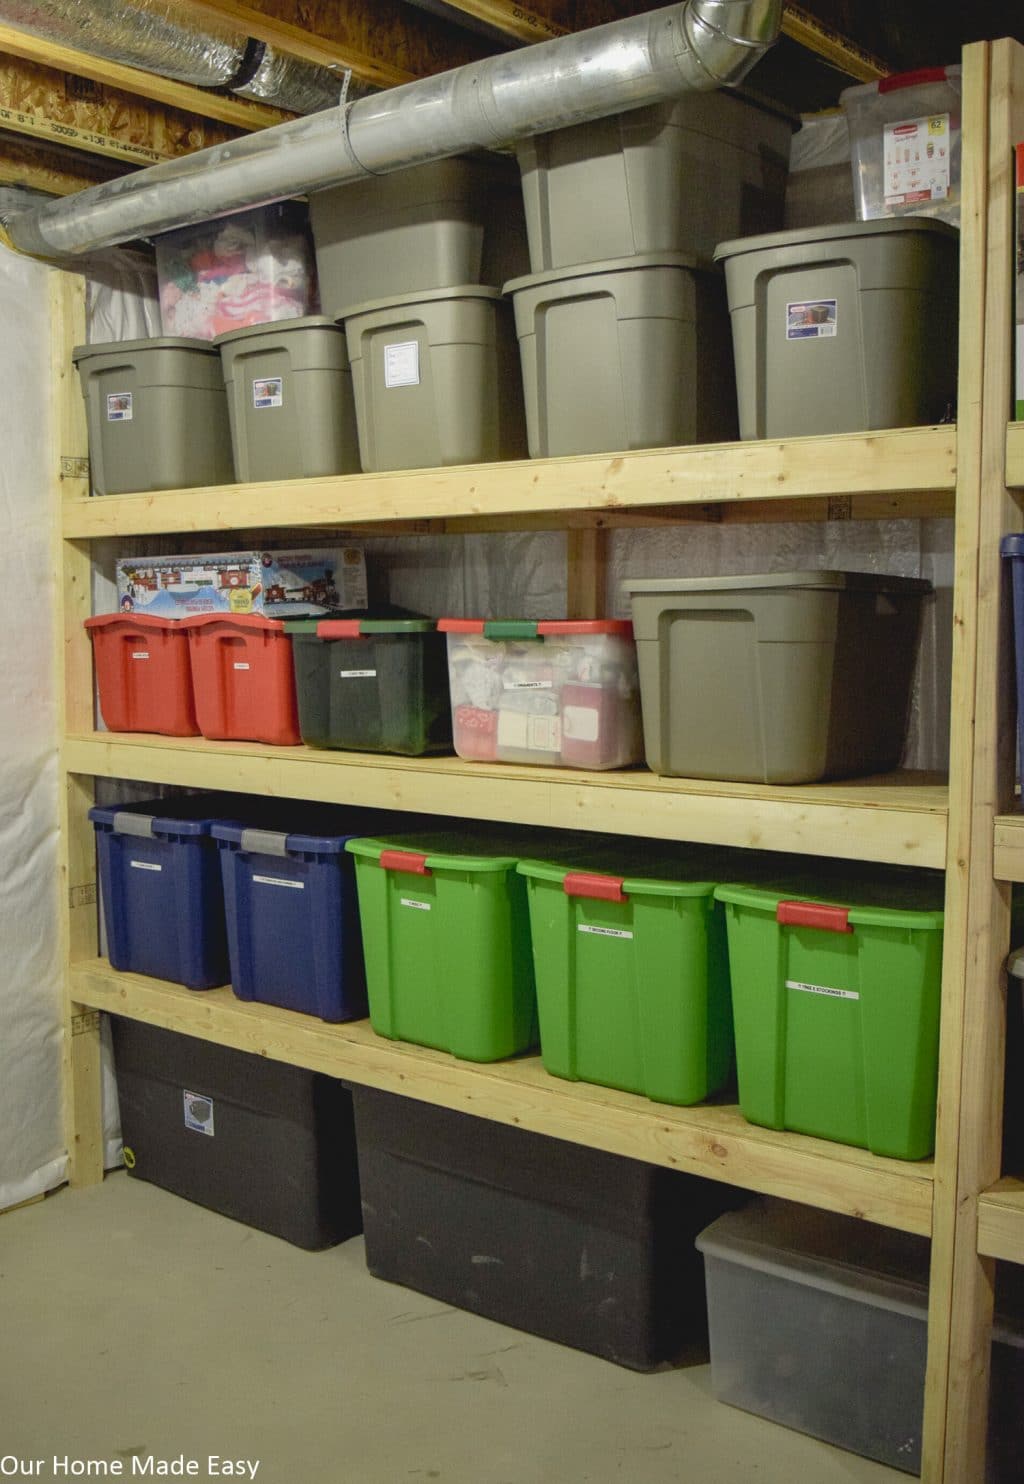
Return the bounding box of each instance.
[566,525,608,618]
[50,267,103,1187]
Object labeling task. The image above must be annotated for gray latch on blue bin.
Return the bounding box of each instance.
[112,812,156,838]
[239,828,291,858]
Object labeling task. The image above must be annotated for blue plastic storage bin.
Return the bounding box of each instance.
[89,797,234,990]
[1002,533,1024,787]
[212,808,393,1022]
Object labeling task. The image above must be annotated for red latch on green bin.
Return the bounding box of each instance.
[563,871,627,903]
[380,849,431,875]
[777,901,852,933]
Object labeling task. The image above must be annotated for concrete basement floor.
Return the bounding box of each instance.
[0,1173,903,1484]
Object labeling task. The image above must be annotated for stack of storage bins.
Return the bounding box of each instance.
[506,93,794,456]
[309,157,529,470]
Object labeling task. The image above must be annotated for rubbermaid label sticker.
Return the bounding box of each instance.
[106,391,132,422]
[883,113,950,205]
[786,979,860,1001]
[340,669,377,678]
[253,376,283,409]
[252,875,305,889]
[786,300,837,340]
[183,1091,214,1137]
[578,925,633,940]
[131,651,149,660]
[130,860,162,872]
[562,704,599,742]
[233,662,251,670]
[400,897,431,911]
[384,340,420,388]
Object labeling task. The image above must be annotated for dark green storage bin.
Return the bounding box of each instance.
[287,616,452,755]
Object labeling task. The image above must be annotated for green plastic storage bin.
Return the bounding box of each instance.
[715,869,945,1158]
[518,846,735,1106]
[71,336,234,495]
[346,829,596,1062]
[713,218,959,439]
[343,286,527,471]
[215,316,360,482]
[506,254,736,458]
[287,615,452,755]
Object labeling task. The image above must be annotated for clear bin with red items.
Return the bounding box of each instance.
[181,612,300,745]
[438,618,643,769]
[86,612,198,736]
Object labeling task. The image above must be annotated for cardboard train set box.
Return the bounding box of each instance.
[115,548,368,619]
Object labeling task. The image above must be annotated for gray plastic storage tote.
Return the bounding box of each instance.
[216,316,360,482]
[506,255,736,459]
[72,336,233,495]
[517,93,793,269]
[622,570,931,784]
[713,217,959,439]
[344,285,527,471]
[309,155,529,319]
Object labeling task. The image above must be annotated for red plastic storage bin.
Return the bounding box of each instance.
[86,613,198,736]
[182,613,301,745]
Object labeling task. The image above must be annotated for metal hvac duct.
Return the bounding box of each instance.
[8,0,782,259]
[0,0,347,114]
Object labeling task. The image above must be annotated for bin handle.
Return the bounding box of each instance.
[112,812,155,838]
[239,828,290,858]
[777,901,852,933]
[380,849,431,875]
[563,871,627,903]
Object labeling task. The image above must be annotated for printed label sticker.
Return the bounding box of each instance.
[883,113,951,205]
[252,875,305,889]
[384,340,420,389]
[106,391,133,422]
[400,897,431,911]
[233,661,251,670]
[786,299,838,340]
[130,861,162,872]
[578,924,634,940]
[252,376,283,410]
[786,978,860,1001]
[340,669,377,679]
[183,1091,214,1137]
[131,651,149,660]
[562,704,599,742]
[503,679,553,690]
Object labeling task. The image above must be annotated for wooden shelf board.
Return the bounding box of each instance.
[61,426,958,539]
[1007,421,1024,488]
[64,733,949,868]
[978,1178,1024,1261]
[993,814,1024,880]
[71,962,935,1236]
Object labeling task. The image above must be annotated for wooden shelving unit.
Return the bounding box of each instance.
[49,36,1024,1484]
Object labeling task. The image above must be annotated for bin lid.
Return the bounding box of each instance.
[212,315,343,347]
[211,820,360,856]
[621,570,932,598]
[713,215,960,263]
[341,284,504,320]
[517,843,734,899]
[316,617,437,638]
[503,251,714,296]
[1001,533,1024,558]
[85,612,184,632]
[178,612,285,632]
[346,828,606,874]
[839,63,961,107]
[438,617,633,638]
[88,796,241,837]
[714,866,945,929]
[71,336,219,362]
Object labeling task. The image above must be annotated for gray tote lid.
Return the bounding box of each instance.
[713,215,960,263]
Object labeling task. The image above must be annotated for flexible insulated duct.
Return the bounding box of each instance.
[8,0,782,259]
[0,0,346,114]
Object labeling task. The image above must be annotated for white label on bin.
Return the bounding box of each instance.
[183,1091,214,1136]
[786,978,859,1001]
[883,114,951,206]
[106,391,132,422]
[503,679,553,690]
[400,897,431,911]
[252,376,283,409]
[131,651,149,660]
[562,704,600,742]
[130,860,162,872]
[253,874,304,889]
[233,662,251,670]
[340,669,377,678]
[384,340,420,388]
[578,924,633,940]
[786,299,837,340]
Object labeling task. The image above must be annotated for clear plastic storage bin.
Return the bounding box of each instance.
[840,65,962,226]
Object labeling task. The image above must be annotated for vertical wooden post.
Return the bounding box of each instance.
[50,267,103,1187]
[566,525,608,619]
